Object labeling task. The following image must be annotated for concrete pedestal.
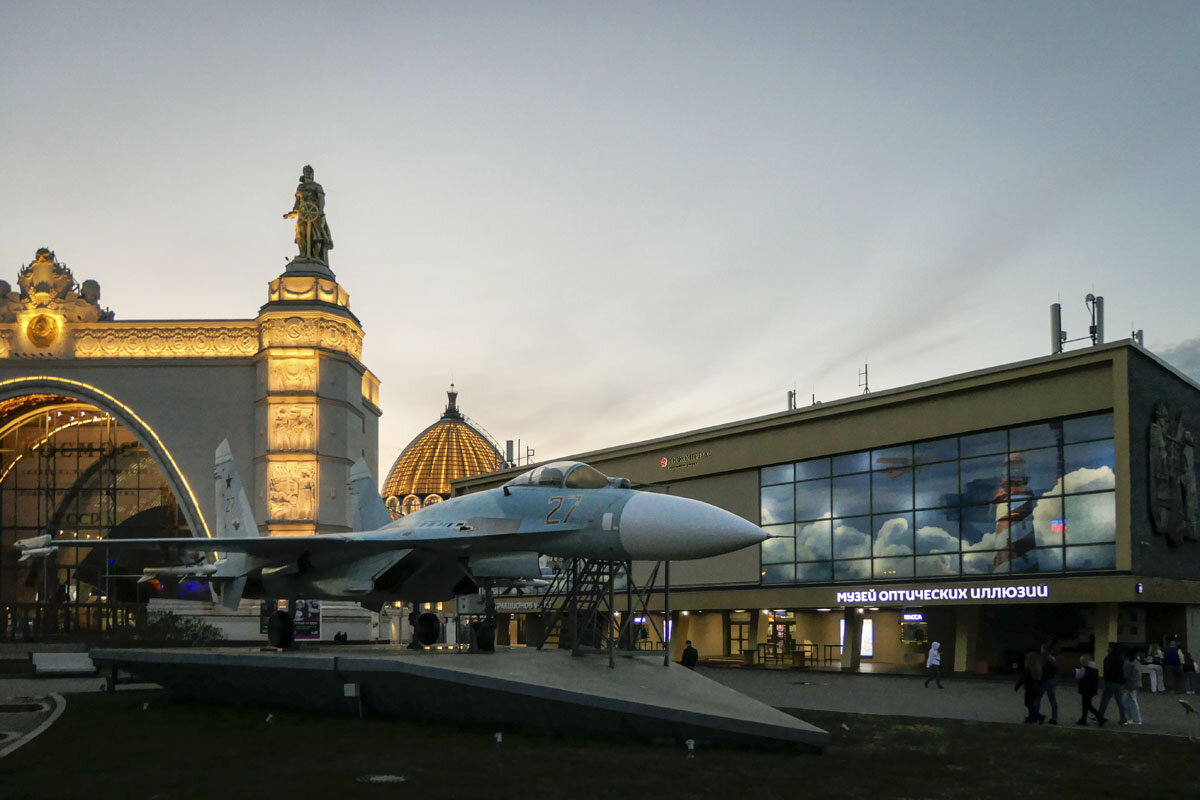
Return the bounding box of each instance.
[89,646,829,751]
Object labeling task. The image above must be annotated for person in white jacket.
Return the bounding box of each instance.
[1146,643,1165,692]
[925,641,944,688]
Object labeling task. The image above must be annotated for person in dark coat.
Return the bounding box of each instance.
[1014,650,1044,723]
[1036,642,1059,724]
[681,640,699,669]
[1075,654,1101,725]
[1096,642,1128,726]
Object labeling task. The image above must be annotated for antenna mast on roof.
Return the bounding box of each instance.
[858,363,870,394]
[1050,293,1107,355]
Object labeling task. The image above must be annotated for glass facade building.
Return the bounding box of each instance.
[459,342,1200,674]
[760,412,1117,584]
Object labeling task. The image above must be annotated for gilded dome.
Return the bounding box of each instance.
[381,386,504,516]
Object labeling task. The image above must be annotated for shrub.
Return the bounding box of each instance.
[141,610,226,646]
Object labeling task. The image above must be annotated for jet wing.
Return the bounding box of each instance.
[31,517,582,558]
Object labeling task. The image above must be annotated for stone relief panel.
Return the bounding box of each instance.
[267,460,317,521]
[1149,402,1199,546]
[269,404,316,451]
[260,316,362,360]
[268,358,318,392]
[73,323,259,358]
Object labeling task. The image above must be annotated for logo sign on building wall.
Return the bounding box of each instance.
[658,450,711,470]
[836,583,1051,606]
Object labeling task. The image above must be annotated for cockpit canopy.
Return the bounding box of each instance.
[503,461,622,490]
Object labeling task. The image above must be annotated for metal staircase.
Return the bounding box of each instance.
[532,558,669,666]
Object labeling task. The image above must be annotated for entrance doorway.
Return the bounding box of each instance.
[0,397,200,641]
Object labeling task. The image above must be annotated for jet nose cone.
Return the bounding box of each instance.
[618,493,767,560]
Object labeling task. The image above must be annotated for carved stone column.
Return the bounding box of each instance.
[255,258,379,535]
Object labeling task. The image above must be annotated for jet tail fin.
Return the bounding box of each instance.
[211,439,262,610]
[348,457,392,530]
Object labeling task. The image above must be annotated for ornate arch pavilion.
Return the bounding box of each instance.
[0,168,381,639]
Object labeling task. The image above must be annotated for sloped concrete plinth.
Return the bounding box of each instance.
[90,647,828,751]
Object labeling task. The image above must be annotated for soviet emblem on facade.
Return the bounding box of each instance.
[0,248,114,331]
[1149,402,1199,546]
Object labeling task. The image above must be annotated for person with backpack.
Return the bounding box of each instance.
[1075,654,1101,725]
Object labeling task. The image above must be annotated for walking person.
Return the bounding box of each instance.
[1037,643,1059,724]
[1121,648,1143,726]
[1183,650,1197,694]
[1097,642,1128,727]
[681,640,698,670]
[1163,638,1185,693]
[924,641,944,688]
[1147,643,1165,693]
[1076,654,1101,725]
[1014,650,1044,723]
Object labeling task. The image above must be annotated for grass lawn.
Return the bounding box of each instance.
[1,689,1197,799]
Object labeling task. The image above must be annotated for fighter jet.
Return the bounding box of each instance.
[14,440,767,633]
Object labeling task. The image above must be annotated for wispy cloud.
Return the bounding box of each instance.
[1155,338,1200,383]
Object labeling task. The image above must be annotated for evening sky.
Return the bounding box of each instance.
[2,2,1197,468]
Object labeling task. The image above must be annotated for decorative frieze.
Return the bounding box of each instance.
[259,315,362,360]
[72,323,259,358]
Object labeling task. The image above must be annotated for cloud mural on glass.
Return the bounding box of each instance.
[759,412,1116,584]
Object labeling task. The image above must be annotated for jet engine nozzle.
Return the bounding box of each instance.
[617,493,767,560]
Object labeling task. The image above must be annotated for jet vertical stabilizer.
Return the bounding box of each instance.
[348,458,391,531]
[210,439,262,610]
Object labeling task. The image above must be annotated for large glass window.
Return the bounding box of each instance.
[915,461,958,509]
[795,479,831,520]
[832,516,871,559]
[832,473,870,517]
[760,484,793,525]
[759,411,1116,584]
[795,519,832,561]
[0,402,199,619]
[872,469,913,512]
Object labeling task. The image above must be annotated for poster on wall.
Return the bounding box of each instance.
[839,618,874,658]
[293,599,321,640]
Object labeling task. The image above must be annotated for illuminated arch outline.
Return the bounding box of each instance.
[0,376,211,539]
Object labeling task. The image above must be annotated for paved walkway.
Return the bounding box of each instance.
[0,674,156,699]
[4,666,1197,739]
[703,666,1199,738]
